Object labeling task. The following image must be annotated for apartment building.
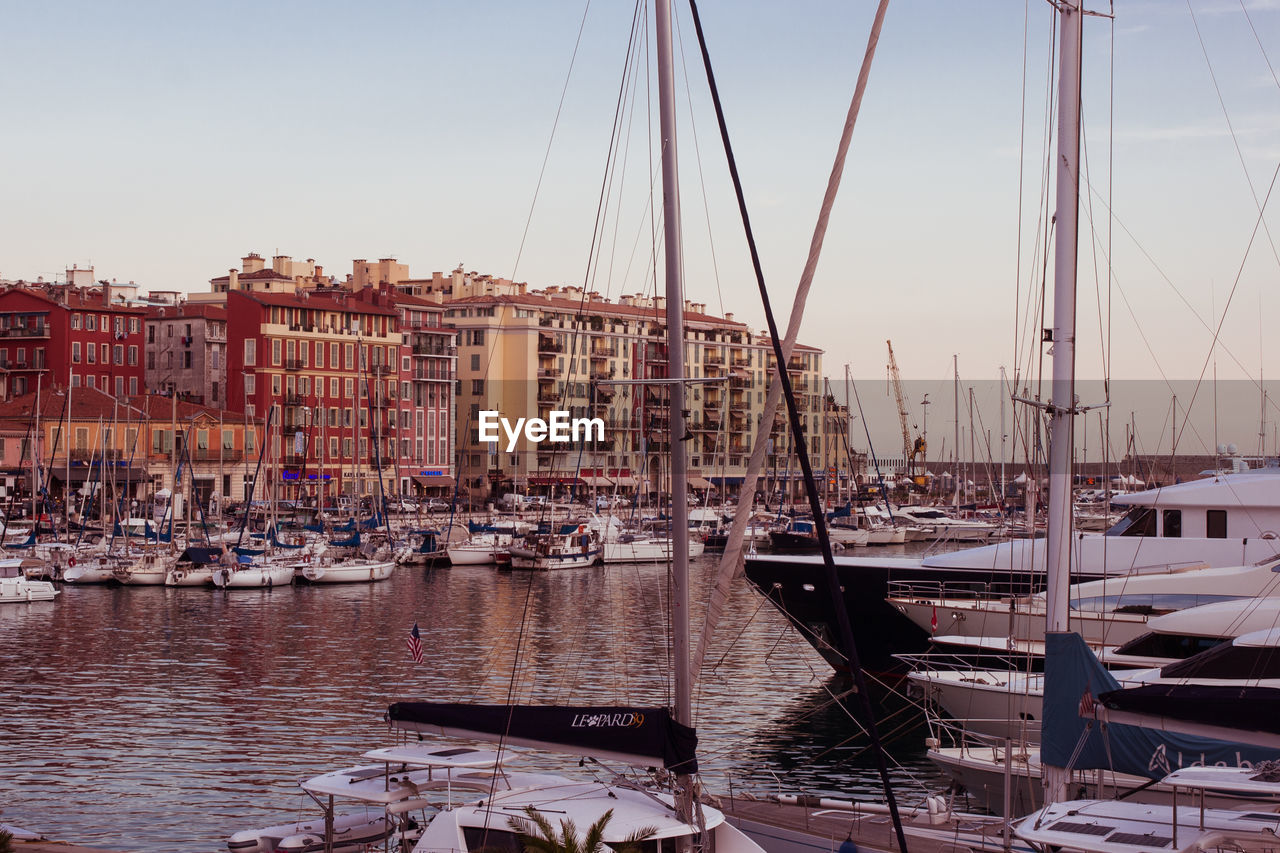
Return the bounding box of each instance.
[224,287,403,501]
[0,274,146,400]
[144,302,229,407]
[443,283,843,503]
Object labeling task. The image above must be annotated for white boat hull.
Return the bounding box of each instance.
[603,538,706,563]
[302,560,395,583]
[165,567,216,587]
[213,565,295,588]
[0,576,58,603]
[509,547,603,571]
[227,811,390,853]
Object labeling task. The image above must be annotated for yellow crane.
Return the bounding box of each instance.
[886,341,926,486]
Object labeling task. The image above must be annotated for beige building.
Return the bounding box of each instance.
[436,278,855,503]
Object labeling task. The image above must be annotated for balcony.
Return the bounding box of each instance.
[729,399,749,413]
[284,392,307,406]
[0,325,49,338]
[733,355,750,367]
[730,374,751,389]
[370,363,393,376]
[787,359,804,373]
[537,335,563,354]
[704,353,724,365]
[537,390,559,403]
[537,367,558,379]
[191,449,245,463]
[412,343,456,356]
[284,358,304,371]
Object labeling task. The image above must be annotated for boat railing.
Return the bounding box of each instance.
[896,649,1040,676]
[886,579,1020,603]
[924,712,1042,759]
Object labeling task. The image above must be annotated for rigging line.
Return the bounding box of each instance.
[672,8,727,317]
[509,0,595,283]
[1187,0,1280,274]
[684,4,911,848]
[1014,0,1031,401]
[1175,159,1280,456]
[1080,113,1109,389]
[1239,0,1280,93]
[1080,180,1261,382]
[538,1,644,491]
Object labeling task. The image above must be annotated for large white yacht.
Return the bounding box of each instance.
[744,466,1280,674]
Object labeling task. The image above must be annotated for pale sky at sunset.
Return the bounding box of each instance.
[2,1,1278,390]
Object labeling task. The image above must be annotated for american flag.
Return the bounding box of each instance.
[407,622,424,664]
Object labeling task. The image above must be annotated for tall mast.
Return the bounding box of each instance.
[953,355,959,510]
[654,0,693,827]
[1043,0,1084,804]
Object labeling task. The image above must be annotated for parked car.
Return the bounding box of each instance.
[424,498,451,512]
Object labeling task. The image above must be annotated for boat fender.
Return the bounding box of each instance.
[68,556,76,568]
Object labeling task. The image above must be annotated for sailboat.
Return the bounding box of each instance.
[378,4,767,851]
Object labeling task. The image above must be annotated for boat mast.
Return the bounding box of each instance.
[654,0,693,828]
[1043,0,1084,804]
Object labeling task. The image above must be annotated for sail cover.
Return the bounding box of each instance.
[386,703,697,772]
[1042,632,1280,778]
[1098,684,1280,749]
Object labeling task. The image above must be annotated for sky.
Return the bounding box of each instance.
[2,1,1279,398]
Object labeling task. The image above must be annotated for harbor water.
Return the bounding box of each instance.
[2,549,947,852]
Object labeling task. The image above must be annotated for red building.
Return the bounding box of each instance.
[353,289,457,497]
[0,283,146,400]
[224,287,403,501]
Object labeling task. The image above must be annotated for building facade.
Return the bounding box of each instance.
[224,287,405,501]
[0,276,146,400]
[144,302,229,407]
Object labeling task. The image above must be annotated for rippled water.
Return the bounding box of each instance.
[1,553,946,852]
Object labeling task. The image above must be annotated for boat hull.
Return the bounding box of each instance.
[302,560,395,583]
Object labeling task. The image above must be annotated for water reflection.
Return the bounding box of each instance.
[1,556,944,852]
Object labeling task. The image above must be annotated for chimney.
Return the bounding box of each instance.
[314,264,323,279]
[724,312,734,322]
[103,280,111,307]
[229,269,239,290]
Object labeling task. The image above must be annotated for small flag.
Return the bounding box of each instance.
[407,622,424,664]
[1079,688,1096,718]
[930,606,937,634]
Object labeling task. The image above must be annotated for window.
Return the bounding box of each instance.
[1162,509,1182,538]
[71,314,81,330]
[271,339,281,366]
[130,317,140,334]
[471,379,485,395]
[330,436,338,459]
[86,345,96,364]
[75,428,89,451]
[222,429,234,450]
[115,376,124,397]
[343,438,353,457]
[113,345,123,364]
[72,342,81,363]
[182,351,192,369]
[470,354,480,371]
[271,374,281,395]
[86,315,96,331]
[211,381,218,403]
[211,347,220,369]
[114,317,124,336]
[344,344,354,369]
[244,374,255,394]
[245,429,255,452]
[167,325,173,338]
[101,343,109,363]
[330,378,339,398]
[473,329,485,346]
[128,345,138,365]
[244,339,256,366]
[1207,509,1227,539]
[330,342,339,368]
[197,430,209,451]
[129,377,138,395]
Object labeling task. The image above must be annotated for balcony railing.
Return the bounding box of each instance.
[537,336,563,354]
[284,392,307,406]
[704,353,724,365]
[0,325,49,338]
[412,343,456,356]
[370,364,392,376]
[284,358,304,371]
[191,449,245,463]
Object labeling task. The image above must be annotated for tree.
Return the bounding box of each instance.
[508,806,657,853]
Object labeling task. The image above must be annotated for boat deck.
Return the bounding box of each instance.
[717,797,1018,853]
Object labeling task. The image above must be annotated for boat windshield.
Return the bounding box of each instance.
[1106,506,1156,537]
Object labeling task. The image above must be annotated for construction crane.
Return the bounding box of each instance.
[886,341,926,486]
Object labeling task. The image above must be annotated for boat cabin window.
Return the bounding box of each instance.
[1207,509,1228,539]
[1113,630,1226,661]
[1162,509,1181,538]
[463,827,524,853]
[1161,641,1280,680]
[1070,592,1243,615]
[1106,507,1157,537]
